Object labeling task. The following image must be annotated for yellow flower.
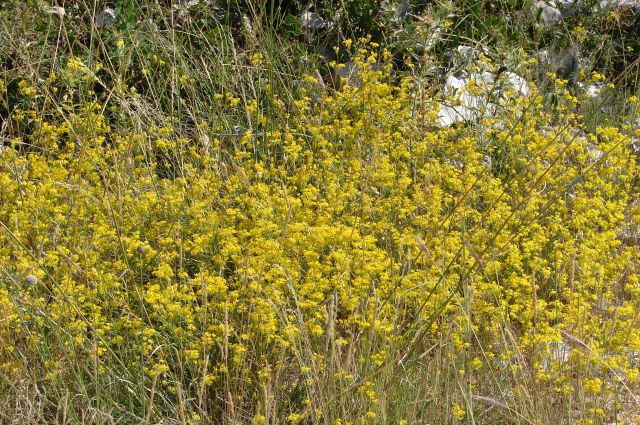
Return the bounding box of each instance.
[585,378,602,395]
[452,403,466,421]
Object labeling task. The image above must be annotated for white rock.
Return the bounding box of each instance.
[457,45,476,62]
[437,70,531,126]
[557,0,577,7]
[600,0,640,9]
[454,71,495,87]
[588,145,606,162]
[301,11,332,29]
[536,1,563,26]
[503,72,530,97]
[445,74,466,91]
[478,71,496,85]
[438,105,463,126]
[437,74,491,125]
[585,83,602,98]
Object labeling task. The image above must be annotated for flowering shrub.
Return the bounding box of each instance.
[0,48,639,423]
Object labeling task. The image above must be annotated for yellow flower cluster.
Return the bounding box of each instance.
[0,49,638,422]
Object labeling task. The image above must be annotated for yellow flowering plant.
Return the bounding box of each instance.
[0,42,638,424]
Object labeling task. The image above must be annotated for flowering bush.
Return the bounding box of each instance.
[0,47,639,423]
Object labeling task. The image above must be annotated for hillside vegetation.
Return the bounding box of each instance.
[0,1,639,424]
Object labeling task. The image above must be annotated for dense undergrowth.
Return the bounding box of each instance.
[1,1,639,424]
